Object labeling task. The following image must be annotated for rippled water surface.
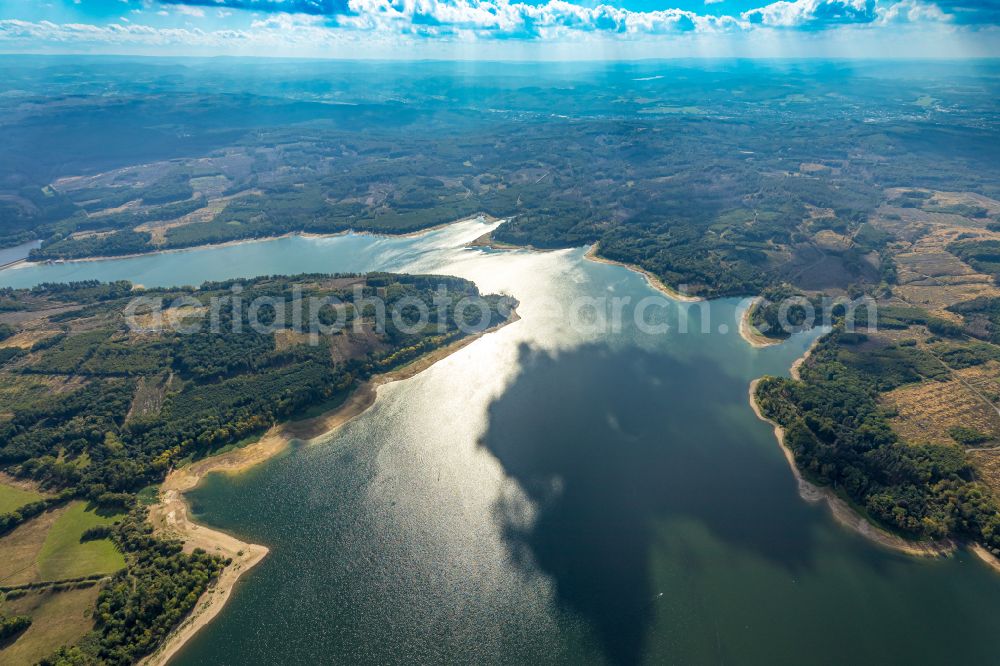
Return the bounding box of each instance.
[5,220,1000,665]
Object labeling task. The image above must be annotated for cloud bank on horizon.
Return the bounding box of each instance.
[0,0,995,57]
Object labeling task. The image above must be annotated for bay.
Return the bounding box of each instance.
[4,219,999,665]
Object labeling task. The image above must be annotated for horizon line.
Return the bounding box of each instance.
[2,51,999,63]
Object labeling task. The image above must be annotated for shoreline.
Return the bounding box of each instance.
[141,310,519,666]
[583,244,702,303]
[7,213,499,269]
[748,377,956,558]
[466,231,525,251]
[971,543,1000,574]
[788,333,823,381]
[738,296,783,349]
[0,258,27,271]
[748,328,1000,572]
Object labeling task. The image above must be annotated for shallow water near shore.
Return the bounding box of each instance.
[0,239,41,267]
[5,219,1000,665]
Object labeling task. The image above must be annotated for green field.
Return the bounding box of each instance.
[0,586,101,665]
[35,502,125,581]
[0,482,44,515]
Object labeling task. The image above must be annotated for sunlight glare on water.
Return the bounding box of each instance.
[5,220,1000,665]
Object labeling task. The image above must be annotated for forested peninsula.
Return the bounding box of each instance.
[737,178,1000,565]
[0,274,516,664]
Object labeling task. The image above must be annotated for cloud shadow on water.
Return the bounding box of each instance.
[478,342,822,665]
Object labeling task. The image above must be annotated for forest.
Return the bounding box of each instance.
[755,327,1000,551]
[2,275,513,503]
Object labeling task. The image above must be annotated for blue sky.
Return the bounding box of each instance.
[0,0,996,58]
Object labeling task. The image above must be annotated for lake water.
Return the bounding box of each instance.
[0,239,41,268]
[4,219,1000,665]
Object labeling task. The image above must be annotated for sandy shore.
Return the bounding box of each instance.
[738,296,783,348]
[584,244,702,303]
[971,543,1000,573]
[142,311,518,665]
[466,231,525,251]
[788,338,819,382]
[10,213,498,269]
[748,373,955,558]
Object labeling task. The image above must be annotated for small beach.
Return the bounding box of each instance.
[738,296,783,348]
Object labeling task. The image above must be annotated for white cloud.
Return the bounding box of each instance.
[0,0,979,55]
[740,0,953,27]
[877,0,949,23]
[332,0,744,38]
[742,0,875,27]
[175,5,206,17]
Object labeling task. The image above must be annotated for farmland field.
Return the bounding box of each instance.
[0,502,124,586]
[36,502,125,581]
[0,480,43,515]
[0,509,63,587]
[0,586,101,665]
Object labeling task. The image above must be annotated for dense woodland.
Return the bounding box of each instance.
[752,191,1000,552]
[2,275,512,503]
[16,118,980,297]
[734,162,1000,557]
[756,320,1000,551]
